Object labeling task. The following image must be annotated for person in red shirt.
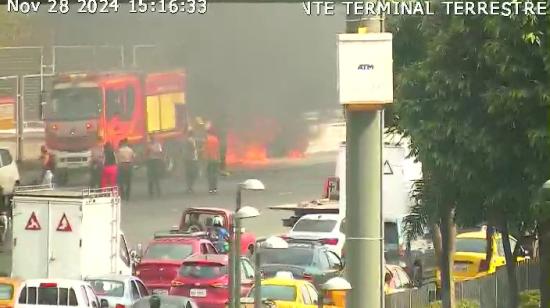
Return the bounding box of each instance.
[204,129,220,193]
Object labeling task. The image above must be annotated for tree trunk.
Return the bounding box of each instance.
[539,220,550,308]
[431,223,442,263]
[440,205,456,308]
[501,220,519,308]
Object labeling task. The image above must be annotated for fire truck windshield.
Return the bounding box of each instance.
[46,87,102,121]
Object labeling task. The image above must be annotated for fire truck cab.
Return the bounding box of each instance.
[43,71,187,183]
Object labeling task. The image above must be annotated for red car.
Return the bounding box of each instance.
[135,233,219,294]
[178,207,257,256]
[169,254,256,308]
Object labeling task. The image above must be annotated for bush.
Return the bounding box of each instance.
[520,290,540,308]
[426,300,480,308]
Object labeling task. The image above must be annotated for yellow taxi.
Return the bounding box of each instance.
[247,277,340,308]
[0,277,21,308]
[436,228,526,284]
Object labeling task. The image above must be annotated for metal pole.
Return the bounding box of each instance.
[317,292,324,308]
[16,77,23,162]
[234,187,242,308]
[344,3,384,308]
[253,244,262,308]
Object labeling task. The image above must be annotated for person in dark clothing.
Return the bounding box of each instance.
[183,131,199,193]
[89,137,104,188]
[117,138,135,201]
[101,143,118,188]
[204,130,220,193]
[215,117,229,176]
[146,134,163,198]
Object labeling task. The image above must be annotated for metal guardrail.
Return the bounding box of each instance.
[14,184,119,198]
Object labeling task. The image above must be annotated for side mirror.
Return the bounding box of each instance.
[100,299,109,308]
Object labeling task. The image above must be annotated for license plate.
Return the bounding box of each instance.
[190,289,207,297]
[454,263,468,272]
[153,289,168,295]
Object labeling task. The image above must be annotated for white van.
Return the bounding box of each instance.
[15,279,109,308]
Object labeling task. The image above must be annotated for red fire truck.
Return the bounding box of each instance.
[43,71,188,184]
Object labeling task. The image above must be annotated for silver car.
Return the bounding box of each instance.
[86,275,150,308]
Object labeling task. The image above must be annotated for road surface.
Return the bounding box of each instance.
[0,153,337,275]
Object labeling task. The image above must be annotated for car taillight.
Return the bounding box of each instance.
[303,273,313,281]
[210,283,227,288]
[115,304,125,308]
[321,238,339,245]
[171,280,185,287]
[51,124,58,130]
[280,235,290,240]
[39,283,57,288]
[86,122,92,129]
[479,260,489,272]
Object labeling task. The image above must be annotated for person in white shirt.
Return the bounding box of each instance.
[117,138,136,201]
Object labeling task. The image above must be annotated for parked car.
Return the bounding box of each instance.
[384,264,415,294]
[131,295,198,308]
[0,147,19,196]
[177,207,256,255]
[257,239,344,286]
[135,232,218,294]
[247,276,340,308]
[15,279,109,308]
[0,277,22,308]
[169,254,255,308]
[86,275,149,308]
[284,214,345,256]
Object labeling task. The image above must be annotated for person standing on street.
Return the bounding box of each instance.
[183,130,199,193]
[116,138,135,201]
[101,142,118,188]
[204,129,220,194]
[39,145,55,184]
[90,137,104,188]
[146,134,163,198]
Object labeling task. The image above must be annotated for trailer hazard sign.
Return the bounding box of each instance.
[25,212,41,230]
[56,213,72,232]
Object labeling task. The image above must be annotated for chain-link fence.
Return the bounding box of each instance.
[53,45,125,73]
[21,74,54,126]
[0,47,43,77]
[385,260,539,308]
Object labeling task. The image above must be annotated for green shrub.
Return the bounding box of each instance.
[426,300,480,308]
[519,290,540,308]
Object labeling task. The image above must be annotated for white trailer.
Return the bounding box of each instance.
[11,185,132,280]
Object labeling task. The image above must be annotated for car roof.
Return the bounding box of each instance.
[0,277,22,285]
[149,237,200,244]
[85,275,137,282]
[22,279,89,287]
[183,254,228,264]
[186,207,232,215]
[261,277,310,287]
[457,231,505,239]
[299,214,341,221]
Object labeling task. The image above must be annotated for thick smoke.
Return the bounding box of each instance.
[36,4,345,156]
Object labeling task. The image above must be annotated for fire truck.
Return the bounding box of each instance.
[42,71,188,184]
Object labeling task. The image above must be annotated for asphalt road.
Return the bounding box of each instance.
[0,153,337,274]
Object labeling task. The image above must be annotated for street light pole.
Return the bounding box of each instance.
[233,187,242,308]
[253,243,262,308]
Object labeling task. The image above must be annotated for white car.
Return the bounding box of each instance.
[86,275,150,308]
[0,147,19,195]
[285,214,345,256]
[15,279,109,308]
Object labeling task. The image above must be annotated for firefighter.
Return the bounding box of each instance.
[117,138,135,201]
[183,130,199,193]
[204,128,220,193]
[146,134,163,198]
[90,136,104,188]
[100,142,118,188]
[214,114,230,176]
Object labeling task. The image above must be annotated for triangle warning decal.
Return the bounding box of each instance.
[56,213,72,232]
[25,212,41,230]
[383,160,394,175]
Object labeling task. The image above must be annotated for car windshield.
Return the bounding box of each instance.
[260,247,314,266]
[144,243,194,260]
[0,283,13,300]
[179,263,228,279]
[456,238,487,254]
[46,87,101,121]
[249,285,296,301]
[88,280,125,297]
[292,219,337,233]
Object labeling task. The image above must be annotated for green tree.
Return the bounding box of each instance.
[390,7,550,308]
